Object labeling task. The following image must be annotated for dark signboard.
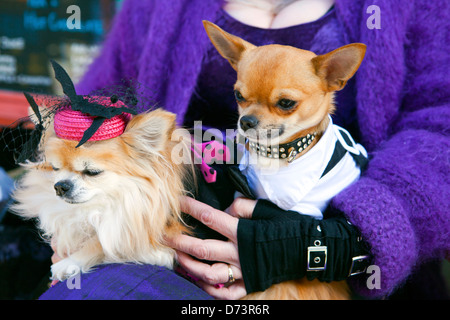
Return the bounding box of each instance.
[0,0,120,94]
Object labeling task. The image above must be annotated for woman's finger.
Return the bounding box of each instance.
[170,234,239,265]
[225,197,257,219]
[176,250,242,286]
[180,196,239,242]
[196,279,247,300]
[51,252,62,264]
[50,237,62,264]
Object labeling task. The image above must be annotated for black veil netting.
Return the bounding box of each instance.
[0,60,160,167]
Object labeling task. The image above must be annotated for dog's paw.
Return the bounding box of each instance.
[51,258,82,281]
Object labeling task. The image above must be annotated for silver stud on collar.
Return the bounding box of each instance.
[248,132,317,162]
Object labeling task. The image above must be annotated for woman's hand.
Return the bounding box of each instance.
[167,196,256,300]
[50,238,62,264]
[49,238,62,286]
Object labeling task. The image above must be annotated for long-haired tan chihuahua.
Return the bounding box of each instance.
[203,20,367,300]
[12,109,190,282]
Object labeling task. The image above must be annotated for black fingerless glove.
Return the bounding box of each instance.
[238,199,371,294]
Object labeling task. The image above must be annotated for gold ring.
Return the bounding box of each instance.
[227,264,235,285]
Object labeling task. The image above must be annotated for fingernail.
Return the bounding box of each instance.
[50,279,59,287]
[187,273,200,282]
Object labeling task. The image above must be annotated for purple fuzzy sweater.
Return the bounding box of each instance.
[76,0,450,298]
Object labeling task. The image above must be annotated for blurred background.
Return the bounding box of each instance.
[0,0,123,126]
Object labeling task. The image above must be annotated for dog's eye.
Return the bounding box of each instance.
[82,169,103,177]
[51,165,60,171]
[234,90,245,102]
[276,99,296,110]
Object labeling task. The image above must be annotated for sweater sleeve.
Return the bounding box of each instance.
[75,0,152,94]
[331,1,450,298]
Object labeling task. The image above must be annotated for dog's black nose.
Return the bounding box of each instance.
[54,180,73,197]
[240,115,259,131]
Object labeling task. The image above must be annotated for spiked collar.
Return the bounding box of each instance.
[248,132,317,163]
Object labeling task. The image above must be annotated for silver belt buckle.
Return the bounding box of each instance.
[307,246,327,271]
[348,255,370,276]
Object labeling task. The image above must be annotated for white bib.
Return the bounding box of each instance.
[239,117,367,219]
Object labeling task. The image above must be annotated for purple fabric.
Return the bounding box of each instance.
[75,0,450,298]
[39,264,212,300]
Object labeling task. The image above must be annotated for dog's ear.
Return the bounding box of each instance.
[311,43,366,92]
[122,109,176,154]
[203,20,256,70]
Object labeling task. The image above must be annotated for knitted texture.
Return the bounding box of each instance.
[76,0,450,298]
[54,98,132,143]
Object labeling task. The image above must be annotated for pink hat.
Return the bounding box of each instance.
[54,97,133,143]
